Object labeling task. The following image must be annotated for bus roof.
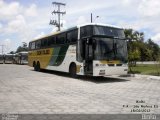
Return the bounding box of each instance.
[4,54,14,56]
[18,51,28,54]
[30,26,77,42]
[77,23,123,29]
[30,23,123,42]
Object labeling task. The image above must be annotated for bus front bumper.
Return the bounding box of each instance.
[93,66,128,76]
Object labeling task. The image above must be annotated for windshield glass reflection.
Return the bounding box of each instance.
[94,38,128,63]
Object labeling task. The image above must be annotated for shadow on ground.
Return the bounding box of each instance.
[32,69,130,84]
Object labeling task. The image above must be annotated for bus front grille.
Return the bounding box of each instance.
[116,64,122,66]
[108,64,115,66]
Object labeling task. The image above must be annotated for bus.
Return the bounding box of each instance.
[14,52,28,64]
[19,52,28,64]
[4,54,14,64]
[13,53,19,64]
[28,23,128,77]
[0,54,4,64]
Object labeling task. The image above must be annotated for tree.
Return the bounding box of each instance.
[133,31,144,42]
[16,42,28,53]
[9,51,15,54]
[125,28,160,74]
[124,29,143,66]
[147,39,160,61]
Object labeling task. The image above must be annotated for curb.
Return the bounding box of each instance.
[126,74,160,80]
[148,76,160,80]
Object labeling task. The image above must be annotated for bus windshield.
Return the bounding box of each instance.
[80,25,127,63]
[94,37,128,63]
[93,26,125,38]
[21,55,28,60]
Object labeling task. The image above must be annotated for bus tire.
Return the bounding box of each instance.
[36,62,41,72]
[33,62,37,71]
[69,63,77,78]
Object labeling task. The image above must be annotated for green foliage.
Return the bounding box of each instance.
[16,42,28,53]
[125,29,160,62]
[130,64,160,76]
[125,29,160,75]
[155,54,160,75]
[147,39,160,61]
[128,49,140,61]
[9,51,15,54]
[139,42,153,61]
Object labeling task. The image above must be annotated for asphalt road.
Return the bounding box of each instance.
[0,64,160,114]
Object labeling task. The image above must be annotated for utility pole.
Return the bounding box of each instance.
[91,13,92,23]
[0,45,5,54]
[50,2,66,31]
[91,13,99,23]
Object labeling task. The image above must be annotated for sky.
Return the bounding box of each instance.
[0,0,160,53]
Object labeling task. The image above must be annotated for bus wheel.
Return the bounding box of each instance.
[33,62,37,71]
[36,62,41,72]
[69,63,77,78]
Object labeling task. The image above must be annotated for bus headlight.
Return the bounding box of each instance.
[99,70,105,75]
[95,64,99,66]
[95,64,106,67]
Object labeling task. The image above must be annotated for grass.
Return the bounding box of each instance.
[129,64,160,76]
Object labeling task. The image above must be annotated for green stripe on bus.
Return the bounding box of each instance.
[49,45,69,66]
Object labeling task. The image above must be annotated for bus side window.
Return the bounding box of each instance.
[29,43,31,50]
[48,36,55,46]
[41,39,48,48]
[36,40,41,49]
[41,39,44,48]
[31,42,35,50]
[56,33,66,44]
[67,29,78,43]
[80,26,92,39]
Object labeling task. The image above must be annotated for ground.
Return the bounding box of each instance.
[0,64,160,114]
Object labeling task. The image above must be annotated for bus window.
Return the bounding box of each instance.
[67,29,78,43]
[56,33,66,44]
[80,26,92,39]
[41,39,48,48]
[36,40,41,49]
[29,43,31,50]
[93,26,125,38]
[31,42,35,50]
[48,36,56,46]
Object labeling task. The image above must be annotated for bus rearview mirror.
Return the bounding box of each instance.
[93,39,97,50]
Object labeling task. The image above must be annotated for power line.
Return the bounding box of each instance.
[50,2,66,31]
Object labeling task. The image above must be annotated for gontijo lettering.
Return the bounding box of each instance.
[37,49,50,55]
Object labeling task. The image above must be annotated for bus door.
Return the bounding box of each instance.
[83,38,93,75]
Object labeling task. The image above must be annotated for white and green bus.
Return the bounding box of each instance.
[0,54,4,64]
[14,52,28,65]
[28,23,128,77]
[4,54,14,64]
